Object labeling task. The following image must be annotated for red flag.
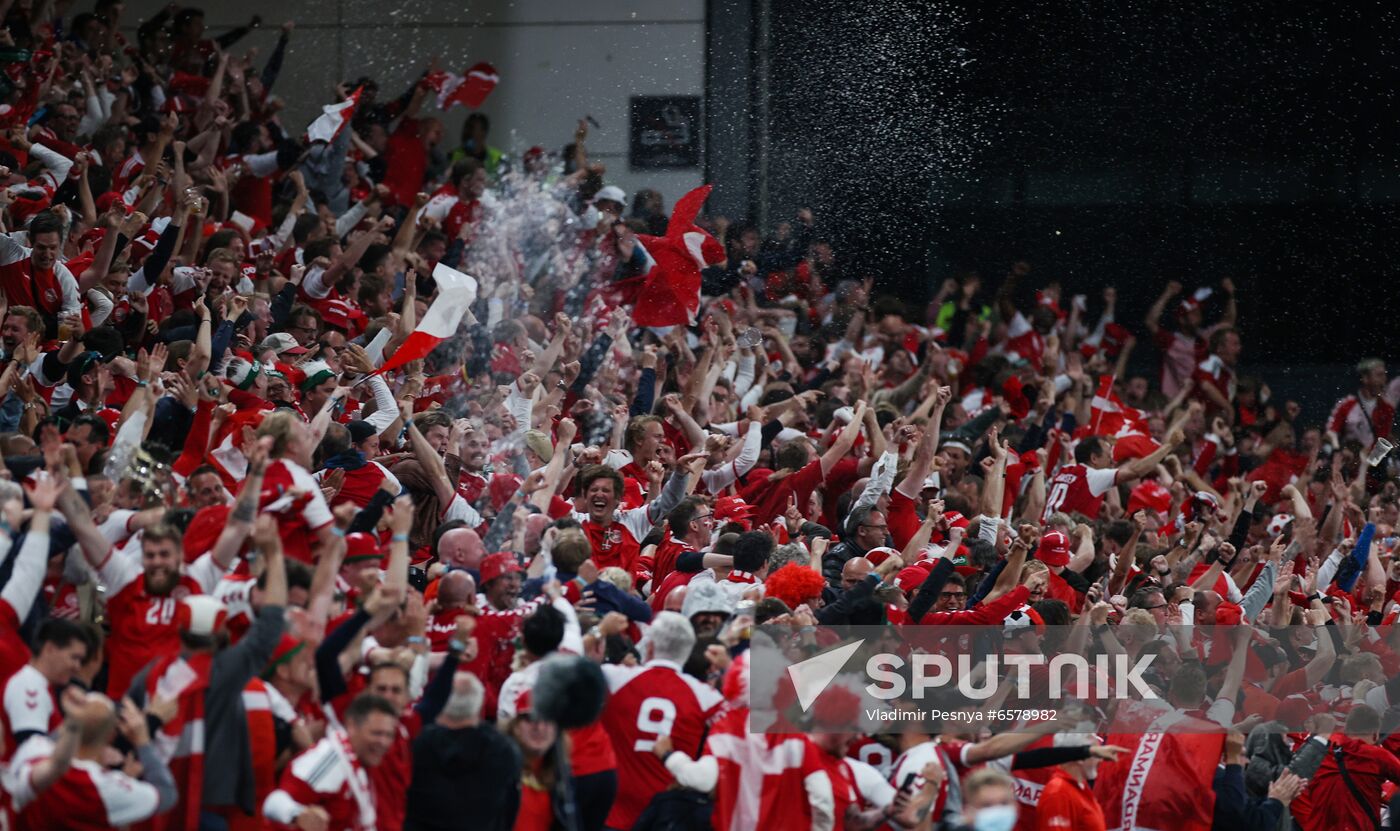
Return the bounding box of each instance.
[372,263,478,377]
[1089,375,1148,435]
[429,62,500,111]
[631,185,725,328]
[305,87,361,144]
[1094,702,1224,831]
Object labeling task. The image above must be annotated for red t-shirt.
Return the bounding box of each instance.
[269,734,374,831]
[741,459,826,528]
[1042,463,1117,522]
[1036,769,1106,831]
[426,607,469,652]
[1,664,60,777]
[601,661,724,829]
[101,569,206,697]
[383,118,429,207]
[0,599,30,687]
[260,459,335,564]
[9,736,161,830]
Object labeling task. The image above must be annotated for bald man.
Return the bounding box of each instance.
[841,557,874,592]
[664,585,688,613]
[437,528,485,574]
[428,571,478,653]
[521,513,552,558]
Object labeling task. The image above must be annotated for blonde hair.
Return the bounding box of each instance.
[1118,609,1159,646]
[598,566,633,593]
[1020,560,1049,580]
[256,410,302,458]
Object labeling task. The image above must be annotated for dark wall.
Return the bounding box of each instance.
[761,0,1400,365]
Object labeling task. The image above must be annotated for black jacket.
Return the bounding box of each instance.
[405,723,523,831]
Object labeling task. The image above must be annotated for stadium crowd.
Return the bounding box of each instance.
[0,3,1395,831]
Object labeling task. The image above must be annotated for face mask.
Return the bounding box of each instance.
[972,805,1018,831]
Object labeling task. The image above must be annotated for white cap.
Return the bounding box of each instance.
[594,185,627,206]
[179,595,228,636]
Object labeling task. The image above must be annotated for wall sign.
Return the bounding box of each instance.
[629,96,701,169]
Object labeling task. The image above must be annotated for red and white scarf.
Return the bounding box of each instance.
[147,651,212,831]
[325,718,378,831]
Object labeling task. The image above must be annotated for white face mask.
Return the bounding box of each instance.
[971,805,1018,831]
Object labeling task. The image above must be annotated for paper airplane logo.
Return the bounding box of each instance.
[787,639,865,711]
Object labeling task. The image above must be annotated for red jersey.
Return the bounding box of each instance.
[8,735,162,830]
[260,459,335,564]
[740,459,826,528]
[1005,311,1046,367]
[1045,569,1084,614]
[0,599,30,690]
[265,732,376,831]
[0,235,77,320]
[459,598,546,718]
[1193,354,1236,412]
[651,535,694,587]
[1036,769,1106,831]
[98,548,224,697]
[1,665,60,760]
[848,736,895,780]
[575,505,658,582]
[382,118,430,207]
[425,607,470,652]
[317,462,397,509]
[601,660,724,829]
[456,469,487,505]
[373,717,416,831]
[1042,463,1117,523]
[706,710,830,831]
[499,655,617,779]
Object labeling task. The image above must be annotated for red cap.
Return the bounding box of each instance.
[1126,481,1172,517]
[344,532,383,564]
[95,191,127,214]
[263,634,306,678]
[714,496,754,530]
[1036,530,1072,567]
[1215,601,1244,626]
[894,565,930,591]
[864,547,900,567]
[481,552,523,585]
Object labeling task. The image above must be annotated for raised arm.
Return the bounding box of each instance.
[405,412,458,509]
[820,400,867,478]
[208,439,269,570]
[1115,423,1185,485]
[1107,512,1146,598]
[1144,280,1181,337]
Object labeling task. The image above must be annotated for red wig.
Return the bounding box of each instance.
[764,563,827,610]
